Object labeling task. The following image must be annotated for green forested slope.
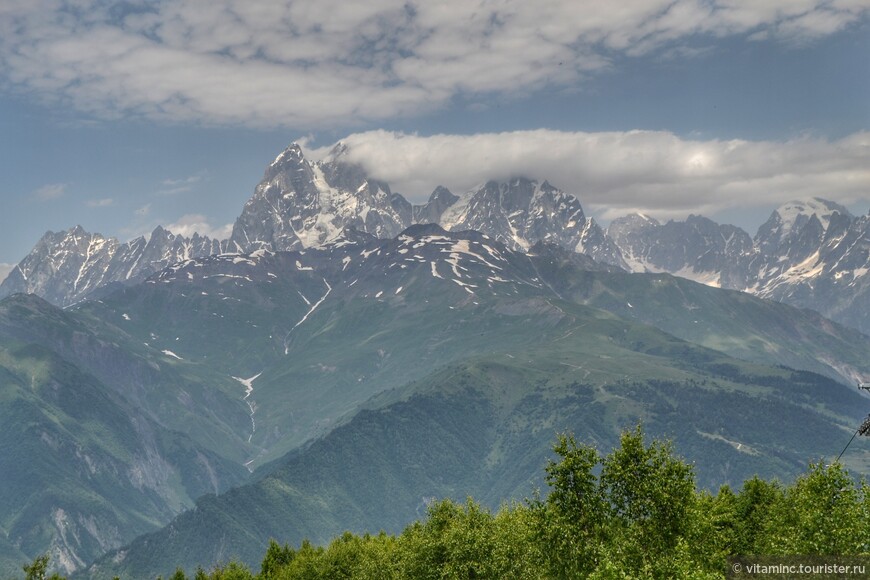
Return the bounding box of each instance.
[7,228,870,577]
[531,243,870,386]
[52,427,870,579]
[86,318,870,578]
[0,296,252,576]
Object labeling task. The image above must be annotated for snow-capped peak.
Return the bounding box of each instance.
[271,143,305,167]
[770,197,852,238]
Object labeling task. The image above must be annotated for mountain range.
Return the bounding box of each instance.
[2,142,870,576]
[608,198,870,334]
[0,143,622,308]
[75,223,869,578]
[0,222,868,576]
[2,144,868,337]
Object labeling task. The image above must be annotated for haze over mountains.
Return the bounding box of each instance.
[2,143,868,336]
[2,142,870,577]
[4,221,864,578]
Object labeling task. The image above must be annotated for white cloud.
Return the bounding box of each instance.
[165,214,233,240]
[31,183,66,201]
[157,173,204,195]
[0,263,14,283]
[0,1,865,127]
[304,129,870,222]
[86,197,114,207]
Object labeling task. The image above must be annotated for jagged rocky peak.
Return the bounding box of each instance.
[606,212,754,287]
[434,176,625,267]
[0,226,118,304]
[607,213,660,239]
[46,225,115,252]
[778,197,851,228]
[0,224,228,307]
[756,198,853,251]
[748,198,864,297]
[414,186,459,224]
[236,144,629,267]
[231,142,413,253]
[272,142,306,163]
[318,142,375,191]
[266,142,308,175]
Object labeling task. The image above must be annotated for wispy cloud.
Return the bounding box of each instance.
[157,173,205,196]
[0,1,865,128]
[86,198,114,207]
[31,183,66,201]
[305,129,870,223]
[165,214,233,240]
[0,263,14,282]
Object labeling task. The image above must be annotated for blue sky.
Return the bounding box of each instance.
[1,0,868,277]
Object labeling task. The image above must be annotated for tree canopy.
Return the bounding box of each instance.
[25,426,870,579]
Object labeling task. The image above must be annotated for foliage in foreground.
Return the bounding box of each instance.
[26,426,870,579]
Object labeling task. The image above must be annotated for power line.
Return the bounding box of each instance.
[836,414,870,463]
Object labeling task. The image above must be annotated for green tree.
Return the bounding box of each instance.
[533,433,604,578]
[207,560,254,580]
[396,498,537,579]
[732,476,783,554]
[397,499,474,579]
[272,539,325,579]
[23,555,49,580]
[763,462,867,554]
[259,539,295,579]
[599,425,697,576]
[22,555,65,580]
[490,504,540,579]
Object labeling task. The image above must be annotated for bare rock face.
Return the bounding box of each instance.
[414,186,459,225]
[423,177,625,267]
[229,144,411,253]
[608,213,754,289]
[0,226,227,307]
[744,199,870,332]
[230,146,627,267]
[607,198,870,334]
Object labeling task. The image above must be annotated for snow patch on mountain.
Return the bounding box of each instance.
[232,372,262,448]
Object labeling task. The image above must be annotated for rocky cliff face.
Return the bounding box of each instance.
[437,178,626,267]
[0,226,227,307]
[229,144,410,252]
[607,198,870,334]
[607,213,754,288]
[230,144,625,267]
[2,144,627,306]
[743,199,870,332]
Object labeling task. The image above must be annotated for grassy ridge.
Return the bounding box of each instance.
[86,330,870,578]
[533,246,870,385]
[0,297,252,576]
[36,426,870,579]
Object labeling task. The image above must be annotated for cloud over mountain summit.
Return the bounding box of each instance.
[306,129,870,221]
